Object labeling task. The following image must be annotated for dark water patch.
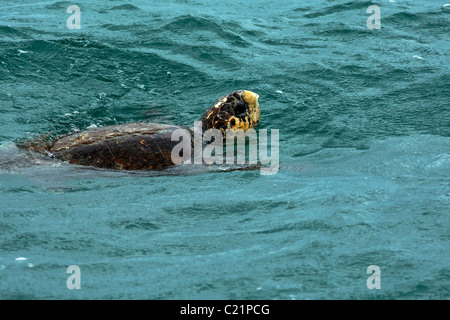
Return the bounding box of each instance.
[22,39,64,53]
[304,1,374,19]
[256,219,341,235]
[0,222,16,235]
[168,44,241,70]
[138,39,176,50]
[109,218,161,231]
[383,10,450,37]
[237,29,266,38]
[44,1,73,10]
[313,23,374,39]
[2,187,37,194]
[163,203,231,217]
[160,15,250,48]
[100,23,143,32]
[2,26,65,40]
[261,38,326,50]
[0,232,51,251]
[253,23,282,31]
[161,14,222,32]
[384,11,425,24]
[385,268,450,299]
[338,64,372,75]
[49,237,97,251]
[110,4,141,11]
[50,37,113,50]
[293,6,312,12]
[0,25,34,40]
[0,40,81,81]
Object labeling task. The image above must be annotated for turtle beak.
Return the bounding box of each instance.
[241,90,260,127]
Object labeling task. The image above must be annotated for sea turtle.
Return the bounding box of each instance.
[21,90,260,170]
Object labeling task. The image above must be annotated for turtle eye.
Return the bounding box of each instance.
[234,101,247,116]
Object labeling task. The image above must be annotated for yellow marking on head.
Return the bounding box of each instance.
[228,116,251,132]
[242,90,259,106]
[242,117,249,131]
[228,116,239,131]
[214,97,227,108]
[241,90,260,126]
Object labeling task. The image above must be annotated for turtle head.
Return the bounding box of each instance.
[199,90,260,135]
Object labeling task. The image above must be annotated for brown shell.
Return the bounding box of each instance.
[20,90,260,171]
[47,123,193,170]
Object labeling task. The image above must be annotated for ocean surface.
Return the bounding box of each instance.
[0,0,449,299]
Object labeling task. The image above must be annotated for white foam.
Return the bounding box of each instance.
[15,257,27,261]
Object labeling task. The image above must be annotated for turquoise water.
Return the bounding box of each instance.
[0,0,449,299]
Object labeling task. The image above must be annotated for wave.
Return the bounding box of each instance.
[160,15,251,48]
[303,1,374,19]
[44,1,74,10]
[0,25,34,40]
[383,10,450,30]
[109,4,141,11]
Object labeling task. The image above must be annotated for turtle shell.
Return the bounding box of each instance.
[48,123,193,170]
[20,90,260,171]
